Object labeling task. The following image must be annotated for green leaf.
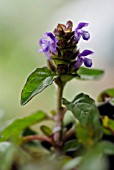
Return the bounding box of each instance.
[21,67,56,105]
[63,139,81,152]
[40,125,52,137]
[76,125,95,147]
[96,141,114,155]
[63,93,102,145]
[0,111,47,143]
[60,74,76,82]
[21,157,62,170]
[98,88,114,102]
[77,67,104,80]
[63,93,100,126]
[60,72,80,83]
[80,156,108,170]
[63,157,82,170]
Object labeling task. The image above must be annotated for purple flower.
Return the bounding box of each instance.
[39,32,58,60]
[74,22,90,43]
[74,50,94,70]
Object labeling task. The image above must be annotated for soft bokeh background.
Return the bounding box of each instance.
[0,0,114,125]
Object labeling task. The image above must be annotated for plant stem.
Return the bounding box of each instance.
[53,77,65,153]
[63,127,76,142]
[22,135,53,144]
[57,81,64,112]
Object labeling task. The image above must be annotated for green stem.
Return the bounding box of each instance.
[53,77,65,153]
[57,82,64,112]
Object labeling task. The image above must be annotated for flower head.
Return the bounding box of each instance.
[38,21,94,74]
[74,22,90,43]
[39,32,58,60]
[74,50,94,70]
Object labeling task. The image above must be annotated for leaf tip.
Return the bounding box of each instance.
[20,98,26,106]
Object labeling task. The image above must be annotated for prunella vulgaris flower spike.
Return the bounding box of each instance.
[39,21,94,73]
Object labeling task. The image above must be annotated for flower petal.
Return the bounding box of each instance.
[45,52,51,60]
[84,58,92,67]
[38,49,43,53]
[39,32,57,60]
[74,57,84,70]
[82,30,90,40]
[76,22,89,29]
[45,32,56,42]
[74,30,81,42]
[78,50,94,57]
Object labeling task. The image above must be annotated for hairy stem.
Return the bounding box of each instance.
[53,77,65,153]
[57,81,64,112]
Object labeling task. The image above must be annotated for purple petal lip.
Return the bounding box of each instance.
[82,31,90,40]
[76,22,89,30]
[84,58,92,67]
[45,32,57,42]
[78,50,94,57]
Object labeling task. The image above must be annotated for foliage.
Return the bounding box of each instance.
[63,93,102,147]
[0,20,113,170]
[21,67,56,105]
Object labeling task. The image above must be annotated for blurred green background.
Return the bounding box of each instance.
[0,0,114,124]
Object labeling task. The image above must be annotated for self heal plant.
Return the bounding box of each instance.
[21,21,103,150]
[4,20,114,170]
[20,20,104,154]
